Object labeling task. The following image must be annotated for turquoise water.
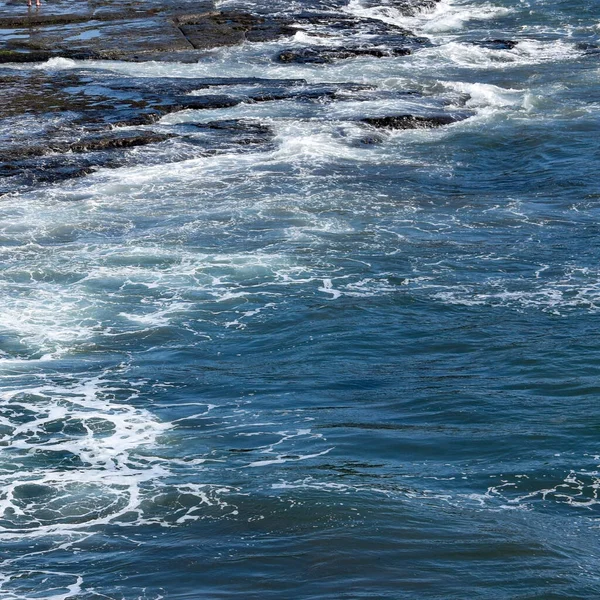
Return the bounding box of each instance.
[1,0,600,597]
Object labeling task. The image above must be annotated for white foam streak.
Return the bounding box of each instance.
[0,573,84,600]
[346,0,512,36]
[413,39,580,71]
[0,375,171,539]
[428,271,600,314]
[33,57,79,71]
[487,467,600,510]
[247,447,333,468]
[445,81,526,109]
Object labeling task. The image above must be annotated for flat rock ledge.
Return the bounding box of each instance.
[0,0,442,62]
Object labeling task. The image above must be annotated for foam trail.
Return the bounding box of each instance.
[345,0,513,36]
[0,374,171,539]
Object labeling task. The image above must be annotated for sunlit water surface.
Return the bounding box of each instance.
[1,0,600,598]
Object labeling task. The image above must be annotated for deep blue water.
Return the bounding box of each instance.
[1,0,600,598]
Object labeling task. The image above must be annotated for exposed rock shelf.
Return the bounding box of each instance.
[0,0,439,62]
[0,0,478,195]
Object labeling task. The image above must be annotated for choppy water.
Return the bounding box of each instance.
[1,0,600,598]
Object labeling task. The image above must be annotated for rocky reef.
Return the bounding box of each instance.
[0,0,477,195]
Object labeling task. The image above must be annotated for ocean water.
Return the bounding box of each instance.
[1,0,600,598]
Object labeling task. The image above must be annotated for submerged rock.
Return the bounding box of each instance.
[0,63,470,194]
[576,42,600,55]
[358,134,386,145]
[193,119,272,134]
[0,157,99,194]
[189,119,274,147]
[0,131,174,194]
[472,39,519,51]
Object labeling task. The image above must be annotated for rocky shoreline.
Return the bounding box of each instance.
[0,0,486,195]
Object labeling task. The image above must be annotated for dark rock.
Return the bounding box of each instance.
[246,82,372,103]
[290,12,414,36]
[0,14,95,28]
[0,118,176,196]
[112,112,167,127]
[359,0,440,15]
[244,22,299,43]
[175,11,297,50]
[0,0,432,62]
[0,49,100,63]
[1,17,195,60]
[270,11,431,63]
[28,164,98,184]
[0,50,54,64]
[174,95,242,110]
[0,158,100,196]
[188,119,274,147]
[193,120,272,134]
[79,76,307,104]
[361,114,468,129]
[66,131,174,153]
[359,135,385,145]
[473,39,519,51]
[0,0,453,196]
[576,42,600,55]
[277,46,411,64]
[2,131,173,162]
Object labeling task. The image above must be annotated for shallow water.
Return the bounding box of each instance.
[1,0,600,598]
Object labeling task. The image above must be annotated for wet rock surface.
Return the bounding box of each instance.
[359,0,440,13]
[472,39,519,50]
[0,0,435,62]
[277,46,413,64]
[0,0,471,195]
[576,42,600,55]
[361,113,470,129]
[4,130,174,159]
[174,11,298,49]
